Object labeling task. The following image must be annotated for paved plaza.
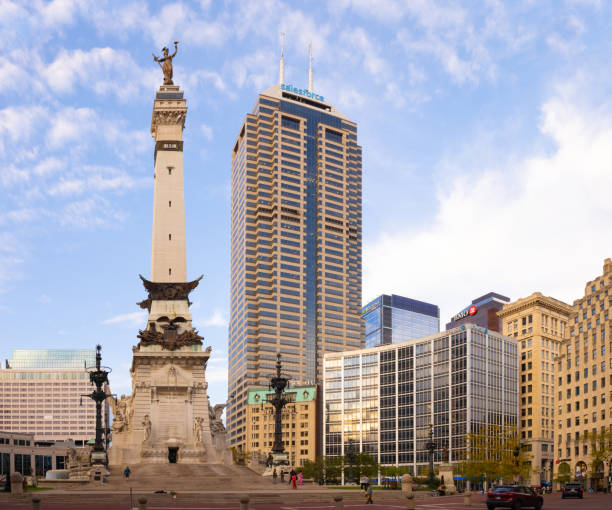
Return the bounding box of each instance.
[1,492,612,510]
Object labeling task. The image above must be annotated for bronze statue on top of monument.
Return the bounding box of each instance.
[153,41,179,85]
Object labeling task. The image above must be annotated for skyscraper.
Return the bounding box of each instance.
[445,292,510,332]
[227,82,363,450]
[362,294,439,348]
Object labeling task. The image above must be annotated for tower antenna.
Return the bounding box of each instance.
[308,42,313,92]
[279,32,285,84]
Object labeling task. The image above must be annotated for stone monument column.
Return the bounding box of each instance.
[150,85,188,283]
[107,44,231,467]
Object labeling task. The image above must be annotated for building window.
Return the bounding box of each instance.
[168,167,173,175]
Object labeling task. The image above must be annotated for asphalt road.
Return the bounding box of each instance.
[1,492,611,509]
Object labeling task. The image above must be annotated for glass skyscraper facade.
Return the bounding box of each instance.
[363,294,439,348]
[0,349,106,444]
[227,84,363,450]
[323,325,519,473]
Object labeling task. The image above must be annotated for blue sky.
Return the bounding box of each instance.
[1,0,612,405]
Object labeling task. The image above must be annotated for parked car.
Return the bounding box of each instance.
[561,483,583,499]
[486,485,543,510]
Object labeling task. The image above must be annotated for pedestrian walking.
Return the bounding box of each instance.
[291,472,297,489]
[123,466,131,480]
[365,483,373,504]
[280,470,285,483]
[272,468,277,483]
[360,474,369,490]
[297,471,303,486]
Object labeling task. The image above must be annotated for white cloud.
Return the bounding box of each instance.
[102,311,147,327]
[198,309,228,328]
[37,294,51,303]
[364,77,612,323]
[200,123,213,141]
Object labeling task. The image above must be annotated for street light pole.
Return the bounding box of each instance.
[81,345,112,465]
[269,353,289,455]
[425,419,436,486]
[346,438,356,484]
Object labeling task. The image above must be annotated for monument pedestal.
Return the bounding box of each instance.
[438,463,456,494]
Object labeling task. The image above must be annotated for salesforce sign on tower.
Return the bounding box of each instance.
[281,83,325,102]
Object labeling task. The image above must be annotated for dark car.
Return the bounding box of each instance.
[561,483,583,499]
[486,485,543,510]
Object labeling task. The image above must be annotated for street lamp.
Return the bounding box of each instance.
[267,353,291,464]
[512,438,525,483]
[346,438,356,484]
[425,418,436,486]
[80,345,112,465]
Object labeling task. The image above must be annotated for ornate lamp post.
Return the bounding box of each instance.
[425,420,436,487]
[512,438,525,483]
[268,353,290,459]
[346,438,356,484]
[81,345,112,465]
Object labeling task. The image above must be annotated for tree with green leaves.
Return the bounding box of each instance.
[457,424,531,486]
[554,462,571,486]
[302,456,344,484]
[580,429,612,490]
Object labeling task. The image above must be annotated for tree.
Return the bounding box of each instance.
[457,424,531,486]
[554,462,571,486]
[581,429,612,489]
[301,456,344,484]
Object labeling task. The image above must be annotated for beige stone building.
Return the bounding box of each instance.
[499,293,571,485]
[245,385,317,467]
[227,81,363,452]
[555,258,612,489]
[0,350,106,445]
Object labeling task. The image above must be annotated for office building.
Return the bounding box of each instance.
[323,324,519,474]
[446,292,510,332]
[227,79,363,451]
[0,431,73,478]
[363,294,439,348]
[0,350,106,445]
[245,385,317,467]
[555,258,612,490]
[498,292,571,484]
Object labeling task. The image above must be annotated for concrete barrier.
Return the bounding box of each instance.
[405,493,415,510]
[10,473,24,496]
[464,491,471,506]
[334,495,343,510]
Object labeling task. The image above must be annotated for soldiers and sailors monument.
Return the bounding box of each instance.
[107,42,231,466]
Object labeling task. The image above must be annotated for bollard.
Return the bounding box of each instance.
[31,496,41,510]
[334,495,343,510]
[405,493,415,510]
[138,496,147,510]
[240,496,250,510]
[463,491,471,507]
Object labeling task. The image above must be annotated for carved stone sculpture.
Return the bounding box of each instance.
[193,416,203,443]
[142,414,152,441]
[153,41,178,85]
[209,403,226,436]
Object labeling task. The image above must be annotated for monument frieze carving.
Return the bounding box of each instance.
[137,324,203,350]
[138,274,202,303]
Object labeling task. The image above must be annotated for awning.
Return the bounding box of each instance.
[454,476,466,480]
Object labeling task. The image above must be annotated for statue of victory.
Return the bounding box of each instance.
[153,41,179,85]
